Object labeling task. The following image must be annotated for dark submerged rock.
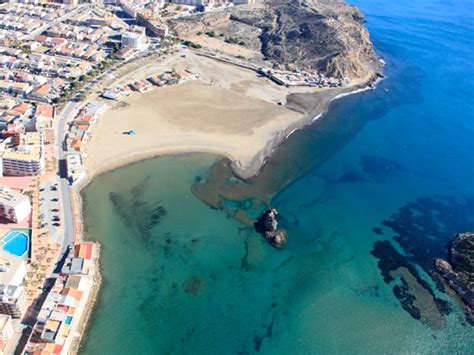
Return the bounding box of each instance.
[372,227,384,235]
[255,209,288,248]
[371,240,451,328]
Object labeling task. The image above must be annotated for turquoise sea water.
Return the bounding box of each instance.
[80,0,474,353]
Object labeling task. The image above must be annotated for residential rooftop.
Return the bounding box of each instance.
[0,187,29,208]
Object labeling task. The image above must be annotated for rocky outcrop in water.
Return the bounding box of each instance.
[255,209,287,248]
[435,232,474,325]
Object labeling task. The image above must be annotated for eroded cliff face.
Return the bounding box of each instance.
[232,0,378,81]
[435,232,474,325]
[170,0,380,84]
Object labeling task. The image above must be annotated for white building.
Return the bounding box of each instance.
[35,105,55,144]
[0,249,28,319]
[65,152,84,185]
[150,0,166,8]
[0,314,14,353]
[1,133,44,177]
[62,0,79,5]
[121,31,147,50]
[231,0,255,4]
[168,0,255,6]
[169,0,204,5]
[0,187,31,223]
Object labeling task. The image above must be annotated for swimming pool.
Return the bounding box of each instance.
[2,230,29,257]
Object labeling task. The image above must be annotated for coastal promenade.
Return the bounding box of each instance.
[57,102,79,251]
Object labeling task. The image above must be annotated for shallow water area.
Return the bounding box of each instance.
[80,0,474,353]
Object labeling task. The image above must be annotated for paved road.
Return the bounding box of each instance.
[56,101,80,252]
[57,101,79,160]
[53,46,162,253]
[53,60,128,252]
[14,277,57,355]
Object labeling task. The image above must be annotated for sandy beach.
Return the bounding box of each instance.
[82,50,372,180]
[85,80,303,177]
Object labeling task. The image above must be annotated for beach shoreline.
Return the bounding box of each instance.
[78,78,378,186]
[230,78,380,179]
[69,54,382,352]
[68,245,102,355]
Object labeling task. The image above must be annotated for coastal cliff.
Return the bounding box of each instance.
[170,0,380,84]
[235,0,378,81]
[435,232,474,325]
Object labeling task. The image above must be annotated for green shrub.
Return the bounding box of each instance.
[224,36,240,44]
[182,40,202,49]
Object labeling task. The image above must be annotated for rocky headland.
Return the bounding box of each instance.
[435,232,474,325]
[169,0,381,85]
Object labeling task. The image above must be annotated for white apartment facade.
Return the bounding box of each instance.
[0,314,14,353]
[0,187,31,223]
[121,31,148,50]
[0,249,28,319]
[1,133,45,177]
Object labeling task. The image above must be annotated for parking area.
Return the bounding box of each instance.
[39,177,63,241]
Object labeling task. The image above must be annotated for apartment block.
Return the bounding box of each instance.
[121,30,147,50]
[1,132,44,176]
[0,187,31,223]
[0,314,14,353]
[0,249,28,319]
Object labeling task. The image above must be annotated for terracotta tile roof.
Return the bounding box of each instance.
[76,124,90,131]
[50,37,66,44]
[61,287,83,301]
[12,82,29,90]
[34,84,51,95]
[35,104,54,118]
[74,243,93,260]
[0,80,11,89]
[81,115,93,121]
[71,137,82,151]
[56,305,68,313]
[11,102,31,114]
[34,35,48,42]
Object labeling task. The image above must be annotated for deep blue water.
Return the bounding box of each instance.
[81,0,474,353]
